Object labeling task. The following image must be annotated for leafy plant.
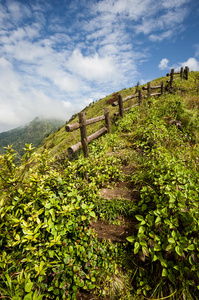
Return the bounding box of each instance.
[0,144,123,299]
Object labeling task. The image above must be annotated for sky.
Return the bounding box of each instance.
[0,0,199,132]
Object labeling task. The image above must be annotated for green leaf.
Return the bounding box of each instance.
[175,245,183,256]
[89,211,96,218]
[126,236,134,243]
[154,243,161,252]
[64,254,71,264]
[155,216,161,224]
[134,242,140,254]
[138,226,145,234]
[142,204,147,211]
[88,284,95,289]
[162,268,168,277]
[45,203,51,209]
[135,215,145,222]
[171,230,177,239]
[53,289,59,295]
[152,255,158,262]
[187,244,195,251]
[78,281,84,287]
[33,289,43,300]
[5,273,12,289]
[168,237,175,244]
[82,203,87,210]
[142,246,149,257]
[25,282,33,293]
[23,292,33,300]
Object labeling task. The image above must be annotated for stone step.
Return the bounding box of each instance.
[91,218,136,242]
[99,187,137,201]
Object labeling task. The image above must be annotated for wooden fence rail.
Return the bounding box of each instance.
[65,66,190,157]
[142,82,164,98]
[166,66,189,85]
[112,91,142,117]
[65,108,111,157]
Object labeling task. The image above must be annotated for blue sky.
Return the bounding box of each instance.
[0,0,199,132]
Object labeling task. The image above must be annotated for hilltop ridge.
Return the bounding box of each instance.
[37,70,199,158]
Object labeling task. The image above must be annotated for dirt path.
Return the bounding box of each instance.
[79,158,137,299]
[91,217,136,242]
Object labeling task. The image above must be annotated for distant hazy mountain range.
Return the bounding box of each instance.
[0,117,65,156]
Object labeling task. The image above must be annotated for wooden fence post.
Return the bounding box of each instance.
[118,95,124,118]
[139,89,142,105]
[184,66,189,80]
[161,82,164,95]
[147,82,151,97]
[79,112,89,158]
[180,67,183,79]
[170,69,174,86]
[104,107,111,133]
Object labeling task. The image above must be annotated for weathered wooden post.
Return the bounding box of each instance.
[147,82,151,97]
[139,89,142,105]
[118,95,124,118]
[180,67,183,79]
[161,82,164,95]
[79,112,89,158]
[170,69,174,86]
[104,107,111,133]
[184,66,189,80]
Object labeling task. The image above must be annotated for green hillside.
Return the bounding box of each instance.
[38,71,199,157]
[1,71,199,299]
[0,117,65,157]
[37,76,167,156]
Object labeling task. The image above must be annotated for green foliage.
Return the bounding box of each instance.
[0,144,122,299]
[94,198,136,222]
[117,87,199,298]
[1,71,199,299]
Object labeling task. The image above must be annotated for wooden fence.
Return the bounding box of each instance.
[65,108,111,157]
[112,91,142,117]
[113,82,164,118]
[65,66,189,157]
[166,66,189,85]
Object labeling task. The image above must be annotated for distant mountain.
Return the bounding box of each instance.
[0,117,65,156]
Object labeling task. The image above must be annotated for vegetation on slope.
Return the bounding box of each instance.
[0,117,64,157]
[0,71,199,299]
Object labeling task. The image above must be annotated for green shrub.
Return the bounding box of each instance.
[0,144,122,299]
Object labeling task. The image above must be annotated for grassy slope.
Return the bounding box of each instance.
[0,117,64,156]
[38,71,199,157]
[1,71,199,299]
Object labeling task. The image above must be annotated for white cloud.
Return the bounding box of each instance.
[6,0,31,24]
[159,58,170,70]
[181,58,199,71]
[150,30,174,42]
[97,0,151,20]
[133,0,189,40]
[162,0,190,9]
[0,0,195,132]
[0,56,71,131]
[67,49,115,82]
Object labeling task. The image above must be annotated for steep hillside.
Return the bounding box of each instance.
[37,76,167,156]
[38,71,199,158]
[0,117,65,156]
[1,71,199,299]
